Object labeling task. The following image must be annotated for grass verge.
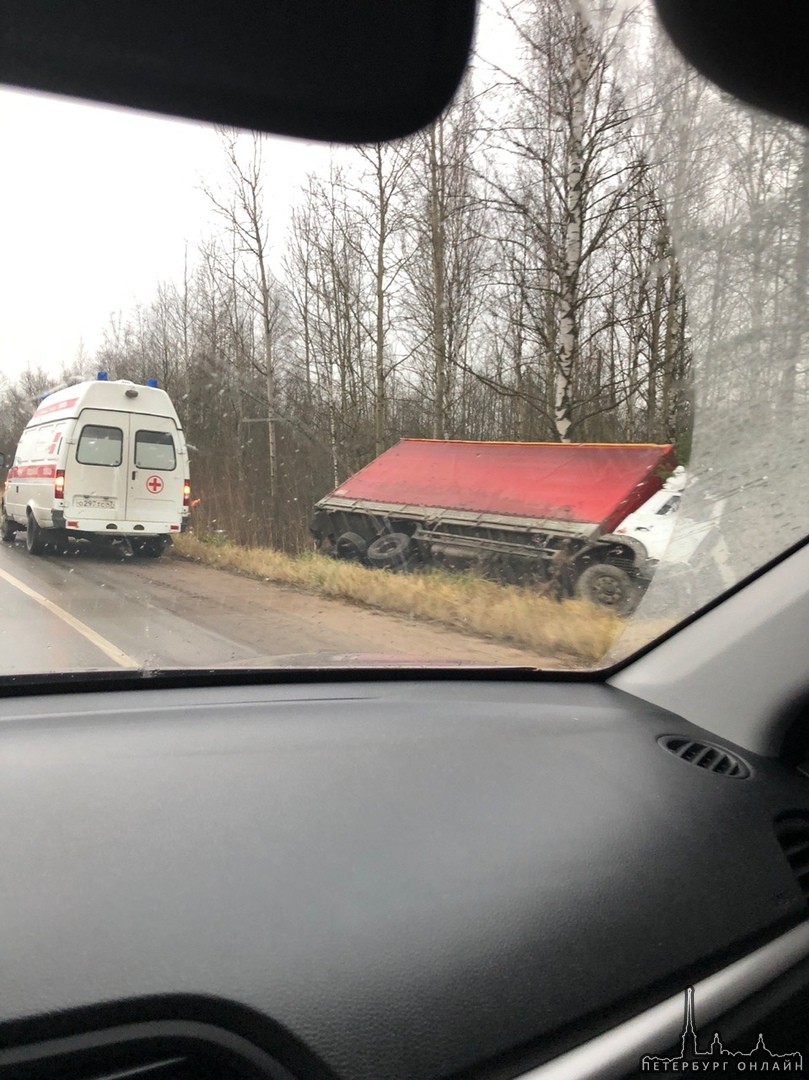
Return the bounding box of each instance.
[172,533,625,665]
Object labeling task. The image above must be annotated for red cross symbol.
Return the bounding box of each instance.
[146,475,164,494]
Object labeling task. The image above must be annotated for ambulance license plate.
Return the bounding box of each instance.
[75,496,115,509]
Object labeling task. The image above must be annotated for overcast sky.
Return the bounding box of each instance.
[0,5,516,387]
[0,87,336,383]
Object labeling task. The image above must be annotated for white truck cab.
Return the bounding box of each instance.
[1,376,190,557]
[614,466,686,564]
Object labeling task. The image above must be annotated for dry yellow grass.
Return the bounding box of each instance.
[172,534,624,665]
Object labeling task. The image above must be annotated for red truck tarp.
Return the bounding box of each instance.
[326,439,676,534]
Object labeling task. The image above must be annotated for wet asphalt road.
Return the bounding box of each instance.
[0,537,544,675]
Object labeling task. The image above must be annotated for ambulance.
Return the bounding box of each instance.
[1,375,190,557]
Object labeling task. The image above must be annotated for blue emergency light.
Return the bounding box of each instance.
[146,378,158,388]
[97,371,108,381]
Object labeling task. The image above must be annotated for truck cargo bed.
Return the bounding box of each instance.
[318,440,675,535]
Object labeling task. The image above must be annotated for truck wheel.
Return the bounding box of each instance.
[575,562,641,617]
[335,531,367,561]
[1,506,16,543]
[25,512,45,556]
[366,532,413,571]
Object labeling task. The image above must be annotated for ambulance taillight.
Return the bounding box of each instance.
[183,480,191,508]
[54,469,65,500]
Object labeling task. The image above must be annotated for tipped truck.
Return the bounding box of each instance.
[310,439,677,615]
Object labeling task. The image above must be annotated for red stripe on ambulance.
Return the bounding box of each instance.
[32,397,78,418]
[7,464,56,480]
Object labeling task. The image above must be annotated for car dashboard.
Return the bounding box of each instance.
[2,676,809,1079]
[3,0,809,1077]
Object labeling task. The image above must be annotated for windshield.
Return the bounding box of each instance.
[0,0,806,678]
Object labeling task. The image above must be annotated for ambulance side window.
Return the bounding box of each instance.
[135,430,176,471]
[76,425,123,467]
[32,422,58,461]
[32,427,47,460]
[13,429,33,465]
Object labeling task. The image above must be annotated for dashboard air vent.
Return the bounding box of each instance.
[775,814,809,903]
[659,735,750,778]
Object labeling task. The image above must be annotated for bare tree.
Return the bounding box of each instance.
[354,142,412,455]
[401,85,488,439]
[203,130,284,522]
[485,0,651,441]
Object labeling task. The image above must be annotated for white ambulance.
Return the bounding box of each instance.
[1,376,190,557]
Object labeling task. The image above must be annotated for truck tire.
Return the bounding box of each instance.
[1,506,16,543]
[25,511,45,556]
[335,531,367,561]
[575,562,641,617]
[366,532,414,571]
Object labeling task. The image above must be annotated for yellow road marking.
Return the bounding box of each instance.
[0,564,140,669]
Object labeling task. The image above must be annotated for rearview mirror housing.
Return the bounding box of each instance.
[0,0,477,142]
[654,0,809,128]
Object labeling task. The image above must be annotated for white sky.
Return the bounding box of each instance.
[0,87,334,381]
[0,5,516,385]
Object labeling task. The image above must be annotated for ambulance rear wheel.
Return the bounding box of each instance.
[1,507,15,543]
[132,537,169,558]
[25,512,45,556]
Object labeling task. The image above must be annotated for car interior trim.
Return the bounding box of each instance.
[520,919,809,1079]
[610,540,809,756]
[0,1018,298,1079]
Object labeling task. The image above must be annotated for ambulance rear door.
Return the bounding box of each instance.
[124,416,185,528]
[68,411,129,520]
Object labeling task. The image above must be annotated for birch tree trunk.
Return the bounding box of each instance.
[428,120,448,440]
[553,12,586,442]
